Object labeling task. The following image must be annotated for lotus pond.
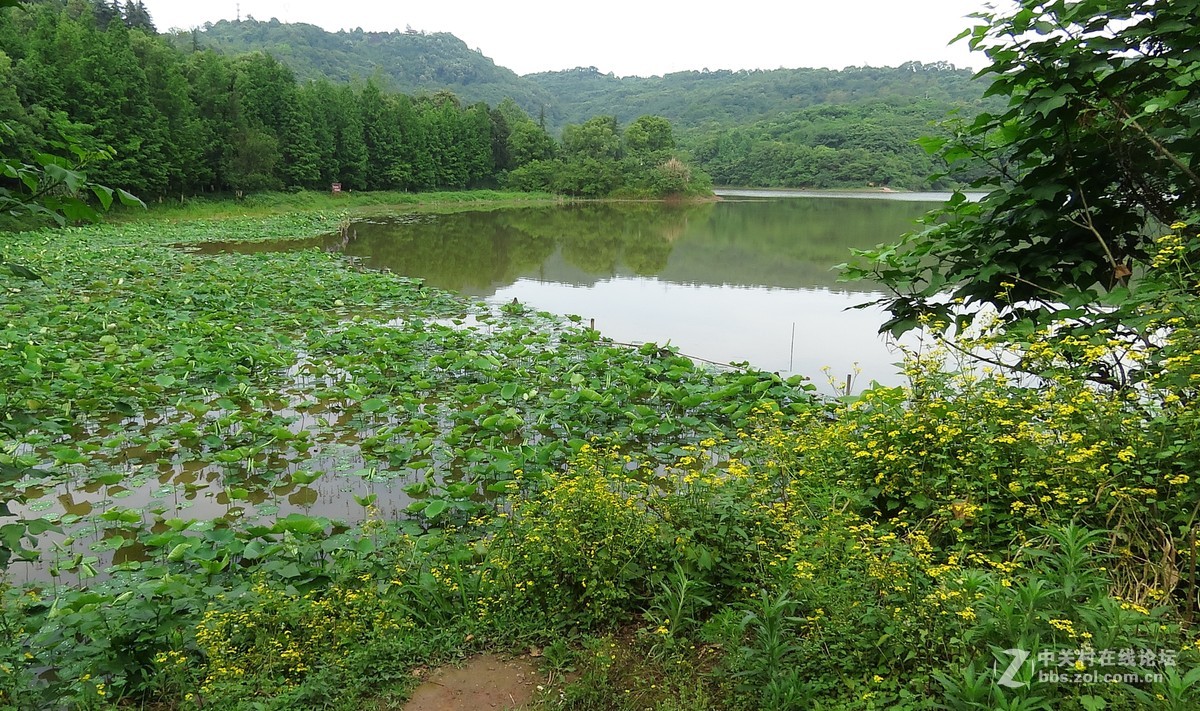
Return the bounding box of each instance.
[5,204,1198,711]
[0,210,818,585]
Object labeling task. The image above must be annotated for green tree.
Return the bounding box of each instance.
[495,96,555,168]
[223,126,279,192]
[556,116,623,196]
[488,105,512,173]
[422,98,468,188]
[507,120,555,167]
[850,0,1200,336]
[298,80,369,189]
[359,81,410,190]
[130,29,202,198]
[332,85,369,189]
[91,0,120,29]
[298,81,337,186]
[623,115,675,164]
[462,102,494,187]
[122,0,152,32]
[504,159,557,193]
[561,115,621,162]
[183,50,240,192]
[5,5,182,197]
[232,53,318,189]
[555,156,621,197]
[0,51,36,155]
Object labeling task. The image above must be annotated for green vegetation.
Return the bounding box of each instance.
[3,205,1198,707]
[167,18,553,118]
[175,17,997,190]
[526,62,985,131]
[685,96,991,190]
[527,64,999,189]
[118,188,560,222]
[3,1,1200,710]
[848,0,1200,338]
[0,1,705,206]
[0,119,139,226]
[0,210,814,708]
[508,114,712,197]
[298,197,932,295]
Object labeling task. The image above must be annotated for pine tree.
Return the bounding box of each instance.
[122,0,154,32]
[92,0,120,30]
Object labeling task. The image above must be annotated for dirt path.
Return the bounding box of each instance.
[403,654,546,711]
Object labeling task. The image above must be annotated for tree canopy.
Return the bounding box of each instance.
[849,0,1200,338]
[168,18,552,119]
[0,1,706,205]
[177,17,997,190]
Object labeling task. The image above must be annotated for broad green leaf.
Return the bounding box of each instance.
[116,188,145,208]
[91,184,114,210]
[424,499,448,519]
[42,163,82,193]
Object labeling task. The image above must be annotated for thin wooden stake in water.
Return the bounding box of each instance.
[789,322,796,371]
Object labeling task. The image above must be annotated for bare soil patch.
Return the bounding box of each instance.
[403,653,545,711]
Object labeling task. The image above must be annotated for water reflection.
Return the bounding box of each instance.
[322,199,936,296]
[318,197,938,386]
[197,197,941,385]
[196,197,937,291]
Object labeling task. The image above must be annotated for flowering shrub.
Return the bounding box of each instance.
[192,574,416,698]
[484,443,673,626]
[828,364,1145,552]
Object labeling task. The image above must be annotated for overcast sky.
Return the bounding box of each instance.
[139,1,990,78]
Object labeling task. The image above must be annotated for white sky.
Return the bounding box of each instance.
[139,1,989,78]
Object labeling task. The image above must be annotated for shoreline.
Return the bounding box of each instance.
[105,188,720,225]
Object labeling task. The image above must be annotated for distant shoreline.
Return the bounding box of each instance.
[713,187,986,202]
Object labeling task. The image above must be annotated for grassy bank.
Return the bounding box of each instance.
[1,210,1198,710]
[108,189,564,222]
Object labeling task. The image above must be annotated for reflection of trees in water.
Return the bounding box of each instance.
[560,231,623,274]
[343,203,705,292]
[343,214,557,292]
[499,202,708,277]
[702,198,931,264]
[623,238,672,275]
[331,198,936,295]
[660,197,938,290]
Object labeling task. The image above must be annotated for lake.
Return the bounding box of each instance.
[200,192,949,389]
[308,190,948,391]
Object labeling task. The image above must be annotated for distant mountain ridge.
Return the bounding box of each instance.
[168,18,554,116]
[524,62,986,132]
[172,18,995,189]
[174,19,987,133]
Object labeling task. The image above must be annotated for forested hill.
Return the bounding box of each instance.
[173,19,995,188]
[177,19,987,134]
[2,4,996,195]
[168,19,553,116]
[522,64,996,189]
[524,63,986,132]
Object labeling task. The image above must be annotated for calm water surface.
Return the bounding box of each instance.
[318,191,950,389]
